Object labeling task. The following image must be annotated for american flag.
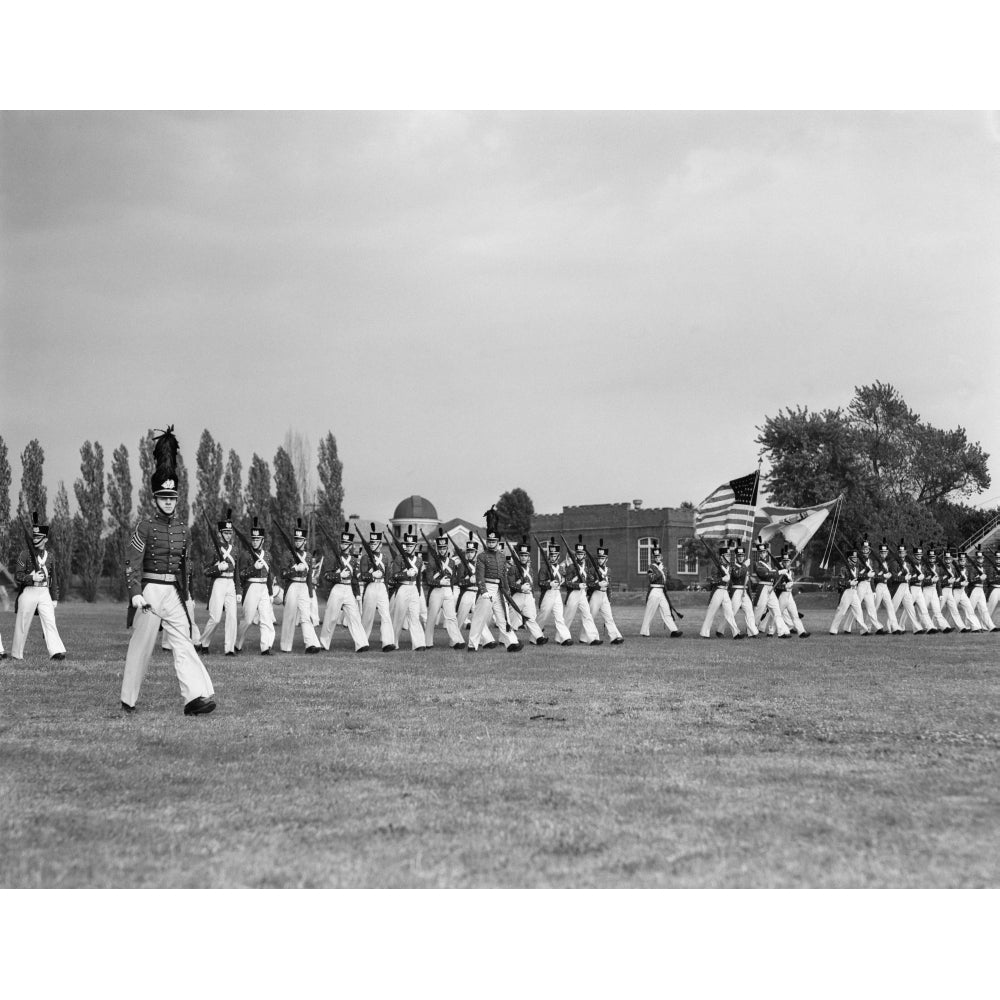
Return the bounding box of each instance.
[694,471,760,539]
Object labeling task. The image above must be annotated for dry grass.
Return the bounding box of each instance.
[1,595,997,887]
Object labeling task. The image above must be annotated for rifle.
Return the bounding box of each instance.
[420,530,446,574]
[201,509,224,564]
[269,511,312,595]
[501,538,539,626]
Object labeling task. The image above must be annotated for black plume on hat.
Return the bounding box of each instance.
[151,425,180,497]
[484,506,500,536]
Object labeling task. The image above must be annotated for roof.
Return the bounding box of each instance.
[392,495,438,521]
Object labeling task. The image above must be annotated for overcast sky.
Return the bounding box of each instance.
[3,110,999,522]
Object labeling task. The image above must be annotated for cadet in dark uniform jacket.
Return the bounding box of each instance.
[11,511,67,661]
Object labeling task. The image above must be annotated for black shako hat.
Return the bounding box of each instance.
[151,425,180,498]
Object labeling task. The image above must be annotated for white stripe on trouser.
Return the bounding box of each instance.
[968,586,995,630]
[510,591,546,642]
[199,578,238,652]
[320,585,369,650]
[952,589,983,630]
[640,590,678,635]
[391,584,426,649]
[237,582,275,651]
[280,582,320,651]
[456,589,493,644]
[361,581,395,647]
[700,588,738,638]
[12,587,66,658]
[730,588,759,636]
[122,583,214,707]
[537,588,572,643]
[468,583,517,649]
[778,592,805,635]
[830,587,865,633]
[921,587,949,630]
[588,590,622,641]
[843,581,883,633]
[424,586,465,646]
[564,587,600,643]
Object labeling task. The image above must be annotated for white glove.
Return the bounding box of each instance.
[131,595,146,609]
[255,558,265,569]
[406,568,416,578]
[32,571,45,583]
[295,561,308,572]
[521,584,531,593]
[600,581,608,591]
[235,594,242,604]
[52,600,58,608]
[217,560,228,571]
[373,570,383,579]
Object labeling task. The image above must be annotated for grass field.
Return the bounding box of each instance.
[1,594,997,888]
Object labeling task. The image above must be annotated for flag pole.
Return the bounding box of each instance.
[743,458,763,545]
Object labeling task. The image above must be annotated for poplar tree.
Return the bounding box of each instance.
[106,444,133,600]
[191,430,224,600]
[17,439,47,523]
[246,454,272,523]
[223,449,244,521]
[272,446,301,531]
[51,483,75,598]
[315,432,345,543]
[74,440,106,602]
[0,435,11,568]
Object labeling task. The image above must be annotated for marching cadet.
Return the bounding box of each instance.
[588,539,623,645]
[700,541,742,639]
[952,550,984,632]
[121,426,215,715]
[910,542,939,633]
[843,535,887,635]
[236,517,276,655]
[279,519,322,653]
[506,538,548,646]
[937,547,969,632]
[968,546,997,631]
[919,543,949,633]
[11,511,67,661]
[890,539,922,633]
[563,536,602,645]
[319,523,369,653]
[467,510,522,652]
[639,541,682,637]
[455,536,496,647]
[728,541,760,638]
[775,547,809,637]
[986,548,1000,621]
[198,510,239,656]
[752,538,789,637]
[871,538,904,634]
[537,538,574,645]
[359,523,396,652]
[422,534,466,649]
[829,546,869,635]
[390,526,427,651]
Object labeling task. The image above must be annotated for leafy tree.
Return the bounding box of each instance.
[679,500,694,510]
[246,453,272,523]
[223,449,244,520]
[0,435,11,569]
[50,482,75,599]
[74,441,106,602]
[496,487,535,538]
[272,446,301,530]
[17,439,47,523]
[315,432,344,543]
[106,444,133,600]
[190,430,224,601]
[284,429,315,511]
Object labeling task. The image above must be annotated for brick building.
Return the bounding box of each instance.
[531,501,710,591]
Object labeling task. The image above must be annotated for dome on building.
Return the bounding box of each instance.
[392,495,438,522]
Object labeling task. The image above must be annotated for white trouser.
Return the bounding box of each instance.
[361,581,395,647]
[564,586,600,642]
[0,629,4,654]
[391,583,426,649]
[921,586,949,630]
[778,592,805,635]
[280,581,320,651]
[122,582,214,707]
[200,578,238,651]
[456,589,494,644]
[939,587,967,630]
[951,588,983,630]
[320,584,369,650]
[237,582,276,651]
[891,583,920,631]
[640,588,678,635]
[730,588,759,636]
[588,589,622,641]
[968,586,995,630]
[843,581,883,633]
[700,587,738,637]
[419,588,428,626]
[12,586,66,658]
[987,586,1000,618]
[871,582,900,631]
[424,585,464,647]
[754,584,789,636]
[830,586,866,634]
[537,587,572,643]
[468,583,517,649]
[510,590,546,642]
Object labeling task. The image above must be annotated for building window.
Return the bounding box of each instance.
[638,537,656,573]
[676,537,699,575]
